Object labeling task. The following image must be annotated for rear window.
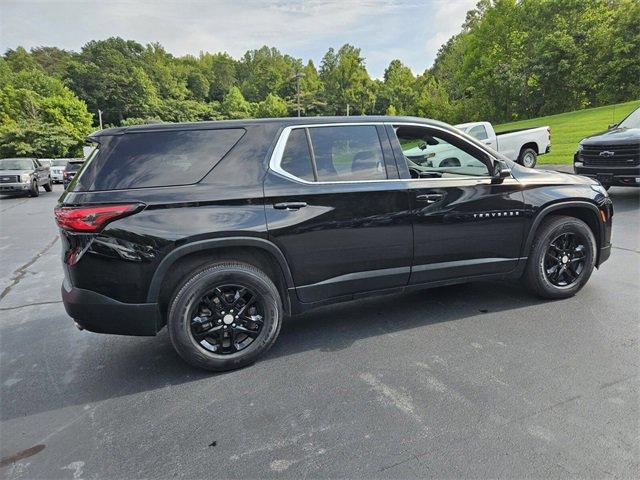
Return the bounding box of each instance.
[76,128,245,191]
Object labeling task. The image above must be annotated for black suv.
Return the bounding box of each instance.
[56,117,613,371]
[574,107,640,189]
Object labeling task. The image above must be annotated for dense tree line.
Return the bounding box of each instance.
[1,0,638,157]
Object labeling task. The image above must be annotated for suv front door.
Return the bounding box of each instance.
[264,123,413,303]
[388,124,526,285]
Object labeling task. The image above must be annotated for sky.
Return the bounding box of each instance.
[0,0,477,78]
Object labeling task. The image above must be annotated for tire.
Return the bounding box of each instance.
[168,261,283,371]
[518,147,538,168]
[522,215,597,299]
[44,178,53,192]
[28,180,39,197]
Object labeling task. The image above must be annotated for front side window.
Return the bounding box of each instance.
[468,125,488,141]
[394,125,490,178]
[308,126,386,182]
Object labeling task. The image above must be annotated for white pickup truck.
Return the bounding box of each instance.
[455,121,551,168]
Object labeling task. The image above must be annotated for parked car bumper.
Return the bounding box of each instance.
[51,172,64,182]
[0,182,30,193]
[574,161,640,187]
[62,277,161,336]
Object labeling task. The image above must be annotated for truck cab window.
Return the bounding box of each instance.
[468,125,488,140]
[394,125,490,178]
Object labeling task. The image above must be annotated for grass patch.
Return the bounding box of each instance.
[494,100,640,164]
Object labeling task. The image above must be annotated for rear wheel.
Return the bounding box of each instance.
[168,261,283,371]
[518,147,538,168]
[522,215,596,299]
[44,178,53,192]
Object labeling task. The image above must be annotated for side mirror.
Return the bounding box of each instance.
[491,162,511,184]
[608,123,618,130]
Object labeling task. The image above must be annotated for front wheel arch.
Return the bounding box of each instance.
[523,202,602,264]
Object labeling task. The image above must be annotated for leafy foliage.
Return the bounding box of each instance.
[0,58,92,157]
[1,0,637,155]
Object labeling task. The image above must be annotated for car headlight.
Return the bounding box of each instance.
[590,184,609,196]
[577,144,584,152]
[20,173,31,183]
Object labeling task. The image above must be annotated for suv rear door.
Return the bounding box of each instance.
[264,123,412,303]
[388,123,526,285]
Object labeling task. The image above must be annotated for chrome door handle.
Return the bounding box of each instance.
[273,202,308,210]
[415,194,444,204]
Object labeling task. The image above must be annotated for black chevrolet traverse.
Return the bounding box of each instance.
[56,117,613,371]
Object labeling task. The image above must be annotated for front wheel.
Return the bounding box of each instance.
[28,180,39,197]
[168,261,283,371]
[522,215,596,299]
[518,147,538,168]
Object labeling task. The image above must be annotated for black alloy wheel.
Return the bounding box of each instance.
[168,261,283,371]
[543,232,587,287]
[522,215,596,299]
[189,284,264,354]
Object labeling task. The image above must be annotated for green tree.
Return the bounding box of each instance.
[64,38,160,125]
[381,60,417,115]
[0,68,93,157]
[256,93,288,117]
[221,86,253,119]
[319,45,372,115]
[186,71,210,102]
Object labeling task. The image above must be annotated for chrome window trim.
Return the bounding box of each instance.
[268,121,499,185]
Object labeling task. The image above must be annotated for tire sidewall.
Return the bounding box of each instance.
[168,264,282,371]
[532,219,596,297]
[519,148,537,168]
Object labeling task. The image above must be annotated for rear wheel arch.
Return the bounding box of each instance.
[149,238,295,320]
[520,142,539,155]
[525,202,602,258]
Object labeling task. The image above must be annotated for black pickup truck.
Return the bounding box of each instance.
[574,107,640,189]
[56,116,613,371]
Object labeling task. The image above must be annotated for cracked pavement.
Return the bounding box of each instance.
[0,180,638,479]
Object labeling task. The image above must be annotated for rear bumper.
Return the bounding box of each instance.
[574,162,640,187]
[0,182,30,192]
[62,278,161,336]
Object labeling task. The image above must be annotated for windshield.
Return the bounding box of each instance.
[66,163,83,172]
[0,158,33,170]
[619,108,640,129]
[52,160,68,167]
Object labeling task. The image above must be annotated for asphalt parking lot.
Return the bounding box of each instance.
[0,179,638,479]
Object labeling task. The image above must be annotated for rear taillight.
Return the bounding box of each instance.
[54,204,143,232]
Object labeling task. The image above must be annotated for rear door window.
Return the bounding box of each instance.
[308,126,386,181]
[280,129,316,182]
[77,128,245,191]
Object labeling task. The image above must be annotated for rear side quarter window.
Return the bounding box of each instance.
[76,128,245,191]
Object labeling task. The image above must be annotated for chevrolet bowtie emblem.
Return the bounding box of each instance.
[599,151,615,157]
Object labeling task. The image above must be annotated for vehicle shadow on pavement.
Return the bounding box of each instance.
[270,280,547,358]
[0,280,547,423]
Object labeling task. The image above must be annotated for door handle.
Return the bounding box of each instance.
[273,202,308,210]
[415,194,444,204]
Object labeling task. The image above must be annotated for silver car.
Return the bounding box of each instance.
[0,158,53,197]
[50,159,69,183]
